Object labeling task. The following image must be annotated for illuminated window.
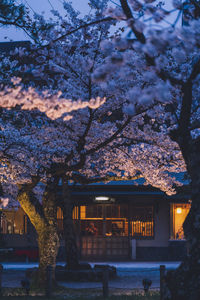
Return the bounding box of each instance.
[80,205,104,236]
[105,204,128,237]
[129,206,154,238]
[57,204,154,238]
[79,204,153,238]
[57,207,63,232]
[0,208,27,234]
[170,203,191,240]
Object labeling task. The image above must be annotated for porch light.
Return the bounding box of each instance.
[95,196,110,201]
[176,207,182,214]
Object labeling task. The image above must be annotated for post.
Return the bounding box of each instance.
[102,266,109,298]
[45,265,52,298]
[131,239,136,260]
[0,264,3,296]
[160,265,166,300]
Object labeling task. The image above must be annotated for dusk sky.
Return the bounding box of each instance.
[0,0,180,42]
[0,0,90,41]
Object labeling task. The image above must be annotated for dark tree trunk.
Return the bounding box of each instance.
[62,179,79,270]
[37,224,59,287]
[36,181,59,287]
[18,180,59,289]
[164,139,200,300]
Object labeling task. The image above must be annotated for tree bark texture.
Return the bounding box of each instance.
[164,139,200,300]
[18,180,59,288]
[62,180,79,270]
[37,223,59,287]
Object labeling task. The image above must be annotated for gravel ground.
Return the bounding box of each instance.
[58,270,161,290]
[2,270,25,288]
[1,261,180,289]
[2,268,161,289]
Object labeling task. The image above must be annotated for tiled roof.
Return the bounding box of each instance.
[0,41,30,52]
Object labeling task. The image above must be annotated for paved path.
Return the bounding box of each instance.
[1,261,180,270]
[58,261,180,290]
[1,261,180,289]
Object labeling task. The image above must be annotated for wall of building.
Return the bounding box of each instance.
[0,195,188,261]
[3,234,37,248]
[136,199,170,248]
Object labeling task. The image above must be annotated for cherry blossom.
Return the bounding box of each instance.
[95,1,200,298]
[0,0,189,290]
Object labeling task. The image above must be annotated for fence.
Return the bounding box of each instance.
[104,265,166,299]
[0,263,167,299]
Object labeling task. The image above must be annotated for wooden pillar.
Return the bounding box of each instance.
[128,201,131,259]
[78,205,82,259]
[0,264,3,296]
[160,265,166,300]
[102,266,109,298]
[103,205,106,257]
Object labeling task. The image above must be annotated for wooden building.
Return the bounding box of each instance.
[0,41,191,261]
[0,184,191,261]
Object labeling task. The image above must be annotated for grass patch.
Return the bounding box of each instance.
[0,297,159,300]
[0,287,160,299]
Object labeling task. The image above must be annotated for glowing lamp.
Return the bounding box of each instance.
[95,196,110,201]
[176,207,182,214]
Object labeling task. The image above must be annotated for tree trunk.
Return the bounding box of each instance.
[37,223,59,287]
[164,140,200,300]
[18,180,59,289]
[62,180,79,270]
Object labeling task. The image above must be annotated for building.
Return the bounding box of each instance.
[0,41,191,261]
[0,183,191,261]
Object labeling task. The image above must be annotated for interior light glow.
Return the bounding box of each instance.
[95,196,110,201]
[176,207,182,214]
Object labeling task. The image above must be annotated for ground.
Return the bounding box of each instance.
[1,261,180,292]
[0,296,160,300]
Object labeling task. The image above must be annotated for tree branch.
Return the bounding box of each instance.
[41,17,114,48]
[120,0,183,85]
[85,116,132,156]
[119,0,146,44]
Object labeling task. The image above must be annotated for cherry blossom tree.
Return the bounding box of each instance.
[0,0,186,290]
[0,105,185,286]
[0,0,124,284]
[0,107,63,287]
[93,0,200,298]
[0,0,110,117]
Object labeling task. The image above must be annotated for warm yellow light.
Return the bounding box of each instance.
[95,196,110,201]
[176,207,182,214]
